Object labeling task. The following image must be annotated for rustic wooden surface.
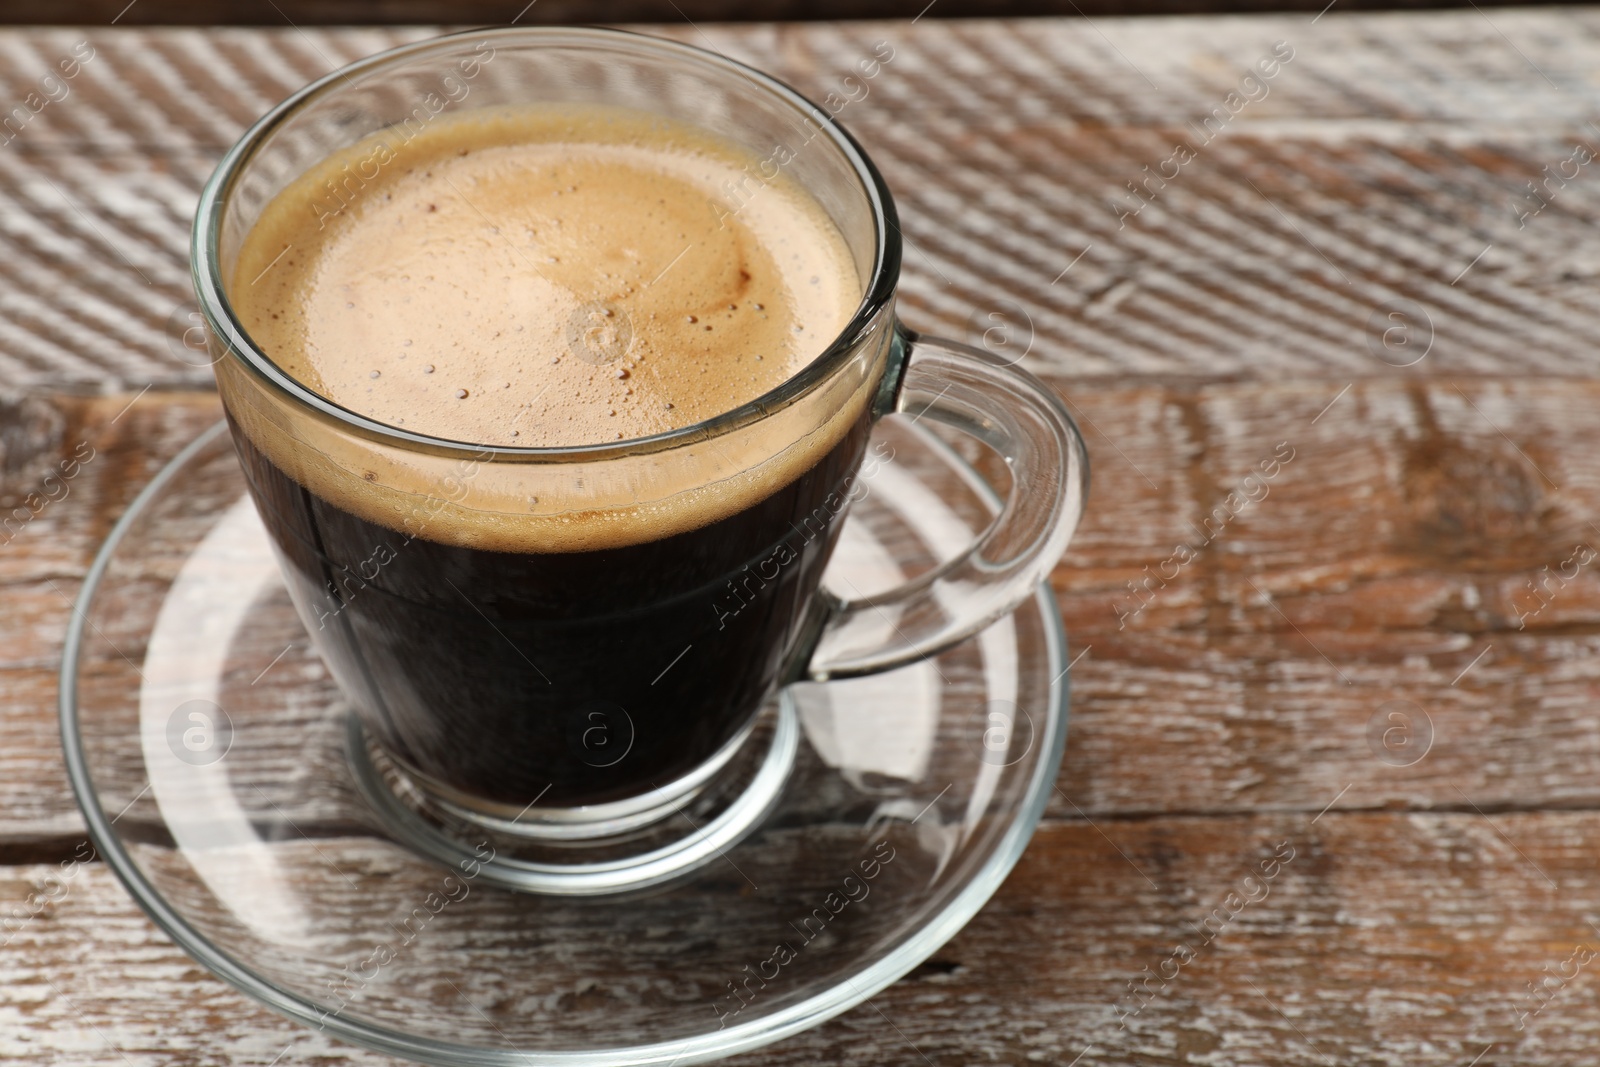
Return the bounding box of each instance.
[4,12,1600,1066]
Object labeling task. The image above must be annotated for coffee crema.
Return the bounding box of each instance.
[232,106,859,448]
[220,105,872,557]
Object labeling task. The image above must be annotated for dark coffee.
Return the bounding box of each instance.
[232,413,870,807]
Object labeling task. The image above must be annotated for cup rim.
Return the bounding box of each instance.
[191,25,902,463]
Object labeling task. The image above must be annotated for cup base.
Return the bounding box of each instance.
[369,707,767,843]
[348,695,799,895]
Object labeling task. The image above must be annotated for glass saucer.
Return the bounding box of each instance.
[60,415,1071,1066]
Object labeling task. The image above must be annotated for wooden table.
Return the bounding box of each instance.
[4,11,1599,1064]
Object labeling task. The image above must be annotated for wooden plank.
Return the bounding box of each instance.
[0,392,221,583]
[4,378,1598,842]
[7,19,1600,386]
[3,813,1596,1065]
[0,391,217,846]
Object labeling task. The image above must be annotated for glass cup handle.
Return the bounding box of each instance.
[801,326,1090,682]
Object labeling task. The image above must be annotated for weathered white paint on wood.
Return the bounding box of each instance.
[4,18,1600,387]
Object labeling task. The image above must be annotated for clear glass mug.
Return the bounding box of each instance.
[193,26,1088,843]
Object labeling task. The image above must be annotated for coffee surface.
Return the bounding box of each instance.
[232,107,860,447]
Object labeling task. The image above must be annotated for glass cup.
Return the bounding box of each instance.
[192,26,1088,854]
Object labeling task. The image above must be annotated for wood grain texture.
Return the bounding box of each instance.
[2,382,1594,1065]
[8,379,1598,841]
[7,18,1600,386]
[3,13,1600,1067]
[7,813,1600,1067]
